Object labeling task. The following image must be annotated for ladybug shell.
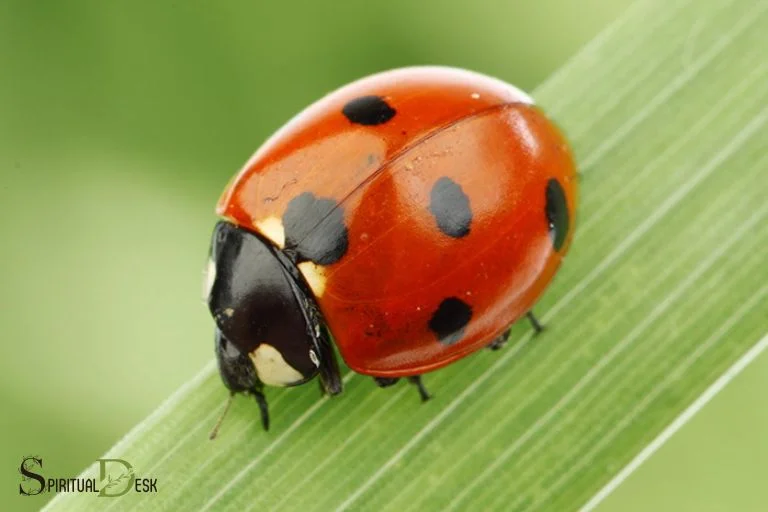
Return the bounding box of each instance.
[218,66,577,377]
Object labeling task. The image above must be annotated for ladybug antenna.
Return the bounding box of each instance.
[209,392,235,440]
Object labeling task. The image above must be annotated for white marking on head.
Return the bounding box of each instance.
[298,261,327,297]
[255,216,286,248]
[202,258,216,300]
[249,344,304,387]
[309,349,319,367]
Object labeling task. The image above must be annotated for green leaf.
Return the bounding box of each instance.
[44,0,768,510]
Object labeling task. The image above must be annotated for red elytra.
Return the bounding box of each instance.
[216,66,577,378]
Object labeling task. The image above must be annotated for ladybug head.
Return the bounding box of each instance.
[205,221,342,399]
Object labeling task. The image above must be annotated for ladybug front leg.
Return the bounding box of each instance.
[487,310,545,351]
[315,324,343,396]
[251,385,270,431]
[373,376,431,402]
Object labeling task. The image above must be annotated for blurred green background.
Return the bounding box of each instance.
[4,0,719,509]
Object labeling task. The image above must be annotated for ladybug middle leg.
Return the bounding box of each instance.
[487,327,512,351]
[373,377,399,388]
[487,310,545,350]
[373,376,432,402]
[407,376,431,402]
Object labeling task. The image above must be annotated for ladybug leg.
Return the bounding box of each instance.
[373,376,431,402]
[526,310,544,335]
[487,311,544,351]
[315,324,343,396]
[407,376,432,402]
[487,327,512,351]
[251,384,270,431]
[318,379,327,396]
[373,376,400,388]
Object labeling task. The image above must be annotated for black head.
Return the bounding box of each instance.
[205,221,342,395]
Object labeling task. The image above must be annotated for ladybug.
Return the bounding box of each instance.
[205,66,577,433]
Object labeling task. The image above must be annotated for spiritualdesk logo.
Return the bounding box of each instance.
[19,456,158,498]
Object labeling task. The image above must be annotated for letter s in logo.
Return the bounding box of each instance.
[19,456,45,496]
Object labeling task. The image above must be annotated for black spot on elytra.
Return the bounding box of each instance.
[429,177,472,238]
[545,178,569,251]
[283,192,348,265]
[342,96,396,125]
[429,297,473,345]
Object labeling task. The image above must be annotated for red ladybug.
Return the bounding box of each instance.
[205,66,577,432]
